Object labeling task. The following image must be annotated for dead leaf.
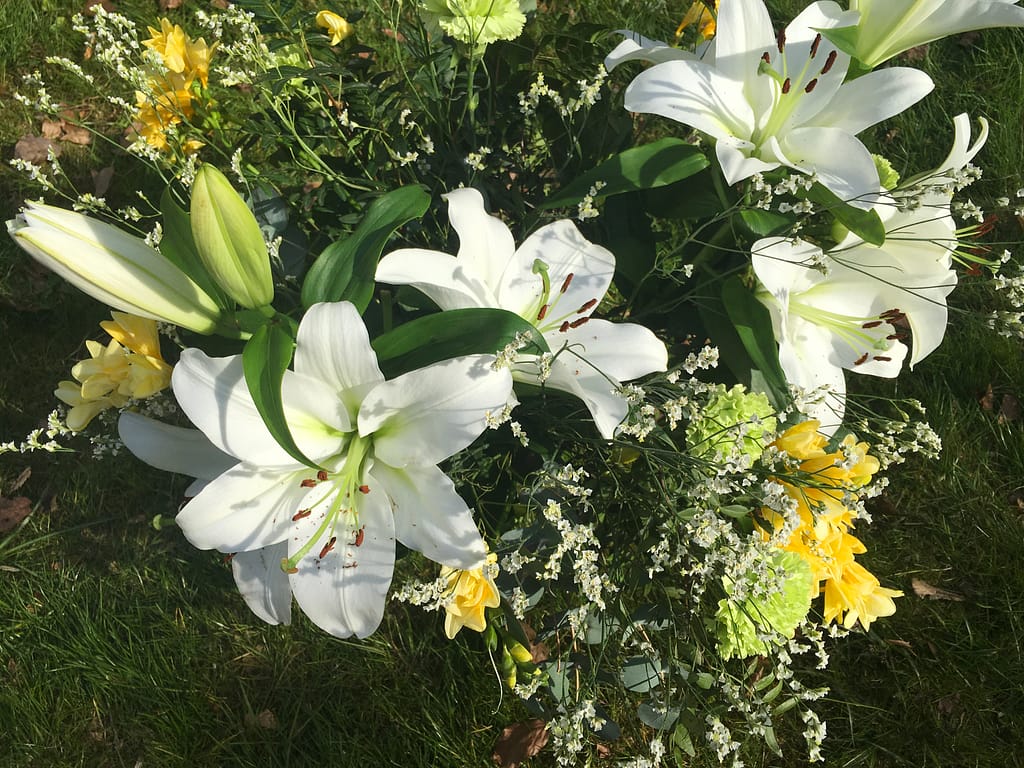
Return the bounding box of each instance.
[493,720,549,768]
[41,119,64,139]
[211,0,230,8]
[14,136,60,164]
[160,0,183,8]
[0,497,32,534]
[61,124,92,146]
[84,0,117,13]
[8,468,31,494]
[911,578,966,602]
[958,31,982,48]
[998,393,1021,424]
[902,44,929,62]
[244,709,278,729]
[92,166,115,196]
[979,383,995,411]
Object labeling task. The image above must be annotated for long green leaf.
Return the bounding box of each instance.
[541,138,709,210]
[301,186,431,311]
[798,182,885,246]
[721,276,791,409]
[159,188,232,308]
[242,322,320,469]
[371,308,548,379]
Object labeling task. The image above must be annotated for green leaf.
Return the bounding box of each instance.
[672,723,697,758]
[799,182,885,246]
[371,308,548,379]
[242,321,320,469]
[738,208,793,237]
[638,702,679,730]
[159,188,232,308]
[301,186,431,311]
[621,656,663,693]
[818,23,861,60]
[721,276,791,409]
[541,138,709,210]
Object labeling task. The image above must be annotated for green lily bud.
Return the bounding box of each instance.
[500,646,517,690]
[507,639,533,665]
[190,164,273,309]
[8,203,222,334]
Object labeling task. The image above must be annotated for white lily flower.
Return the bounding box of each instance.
[843,0,1024,68]
[604,30,705,71]
[752,193,958,430]
[375,188,668,439]
[7,202,223,334]
[121,301,512,638]
[618,0,934,207]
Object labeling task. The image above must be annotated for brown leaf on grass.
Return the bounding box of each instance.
[41,119,64,139]
[493,720,549,768]
[92,166,115,196]
[998,393,1021,424]
[0,497,32,534]
[160,0,183,9]
[8,468,31,494]
[911,578,966,602]
[244,709,279,730]
[84,0,117,13]
[14,136,60,164]
[901,44,929,62]
[61,124,92,145]
[958,31,982,48]
[211,0,230,8]
[979,383,995,411]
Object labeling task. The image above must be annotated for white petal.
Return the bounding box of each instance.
[716,136,780,185]
[294,301,384,415]
[604,30,697,71]
[231,543,292,625]
[288,482,395,639]
[118,412,236,481]
[175,462,310,552]
[624,60,757,143]
[751,237,826,298]
[776,127,881,208]
[498,221,615,321]
[444,187,517,293]
[371,463,486,569]
[172,350,346,467]
[547,319,668,383]
[375,248,496,309]
[527,356,629,440]
[713,0,775,86]
[807,67,933,136]
[359,355,513,467]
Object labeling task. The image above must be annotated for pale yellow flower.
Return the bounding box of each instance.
[759,420,901,631]
[441,552,500,638]
[143,18,217,87]
[316,10,354,45]
[135,84,196,151]
[55,313,173,431]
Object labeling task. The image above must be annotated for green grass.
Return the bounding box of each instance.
[2,1,1024,766]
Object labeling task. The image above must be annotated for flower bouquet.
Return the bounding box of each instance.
[5,0,1024,763]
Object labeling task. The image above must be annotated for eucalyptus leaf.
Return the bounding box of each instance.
[638,702,680,730]
[621,656,664,693]
[242,322,319,469]
[301,186,431,311]
[541,138,709,210]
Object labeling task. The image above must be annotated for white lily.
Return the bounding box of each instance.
[618,0,933,207]
[375,188,668,439]
[121,301,513,638]
[604,30,705,72]
[7,202,223,334]
[840,0,1024,68]
[752,193,959,429]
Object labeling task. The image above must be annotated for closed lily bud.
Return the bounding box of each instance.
[507,639,533,665]
[190,164,273,309]
[7,202,222,334]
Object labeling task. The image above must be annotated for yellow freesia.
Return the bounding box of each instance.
[760,420,902,631]
[441,552,501,638]
[316,10,354,45]
[143,18,217,87]
[55,313,173,431]
[675,0,718,42]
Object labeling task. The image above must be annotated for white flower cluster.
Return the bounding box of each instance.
[0,410,73,456]
[548,699,606,766]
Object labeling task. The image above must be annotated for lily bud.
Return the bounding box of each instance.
[8,202,222,334]
[190,164,274,309]
[507,639,533,665]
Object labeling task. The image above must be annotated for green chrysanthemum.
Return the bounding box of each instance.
[714,552,814,660]
[686,384,776,462]
[419,0,528,48]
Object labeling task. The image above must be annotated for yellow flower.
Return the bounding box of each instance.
[135,85,196,151]
[441,552,501,638]
[316,10,354,45]
[143,18,217,87]
[55,313,173,431]
[759,420,901,631]
[675,0,718,42]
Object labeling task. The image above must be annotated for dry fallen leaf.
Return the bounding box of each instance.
[979,383,995,411]
[92,166,115,196]
[84,0,117,13]
[61,124,92,146]
[493,720,549,768]
[160,0,183,9]
[8,468,31,494]
[41,119,64,139]
[244,709,279,730]
[0,496,32,534]
[14,136,60,164]
[998,393,1021,425]
[911,578,966,602]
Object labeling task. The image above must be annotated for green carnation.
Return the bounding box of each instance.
[419,0,528,48]
[687,384,776,462]
[872,154,900,191]
[714,552,815,660]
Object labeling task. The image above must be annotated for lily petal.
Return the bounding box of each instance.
[375,248,496,310]
[444,187,517,293]
[603,30,698,71]
[371,462,486,569]
[807,67,934,137]
[118,411,236,481]
[359,355,513,467]
[231,542,292,625]
[288,481,395,639]
[776,126,881,208]
[175,462,309,551]
[535,356,629,440]
[547,319,668,383]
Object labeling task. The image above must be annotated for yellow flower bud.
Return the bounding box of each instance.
[316,10,353,45]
